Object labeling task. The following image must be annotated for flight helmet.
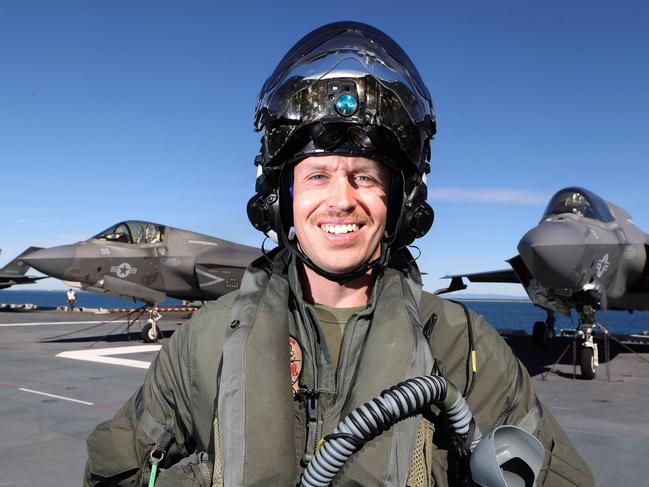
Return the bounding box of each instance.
[247,21,436,282]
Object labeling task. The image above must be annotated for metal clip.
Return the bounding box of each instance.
[149,448,165,466]
[147,448,165,487]
[305,389,319,423]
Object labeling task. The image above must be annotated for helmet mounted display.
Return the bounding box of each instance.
[248,21,435,282]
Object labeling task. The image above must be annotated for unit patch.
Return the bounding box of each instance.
[289,335,303,394]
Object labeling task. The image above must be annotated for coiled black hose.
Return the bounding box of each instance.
[300,375,480,487]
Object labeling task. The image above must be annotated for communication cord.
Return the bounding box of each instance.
[299,375,480,487]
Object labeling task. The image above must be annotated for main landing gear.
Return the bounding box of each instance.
[532,311,556,350]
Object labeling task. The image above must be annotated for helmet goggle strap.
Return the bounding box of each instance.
[274,122,407,173]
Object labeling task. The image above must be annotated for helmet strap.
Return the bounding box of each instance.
[281,231,391,285]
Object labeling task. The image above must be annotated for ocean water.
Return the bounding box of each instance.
[459,299,649,336]
[1,290,647,336]
[0,290,182,309]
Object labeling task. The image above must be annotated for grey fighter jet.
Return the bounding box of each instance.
[440,187,649,379]
[0,247,47,289]
[22,220,261,305]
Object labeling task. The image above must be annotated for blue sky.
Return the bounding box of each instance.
[1,0,647,295]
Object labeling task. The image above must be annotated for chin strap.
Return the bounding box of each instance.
[281,234,392,285]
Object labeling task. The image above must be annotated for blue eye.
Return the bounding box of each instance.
[335,94,358,117]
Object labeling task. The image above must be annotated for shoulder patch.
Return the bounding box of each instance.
[289,335,303,394]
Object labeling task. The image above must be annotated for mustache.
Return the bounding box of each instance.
[306,210,372,225]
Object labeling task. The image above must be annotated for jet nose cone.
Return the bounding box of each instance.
[21,245,77,279]
[517,222,586,289]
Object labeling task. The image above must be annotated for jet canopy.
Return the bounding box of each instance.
[542,187,614,223]
[93,221,166,244]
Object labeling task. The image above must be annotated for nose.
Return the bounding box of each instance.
[517,221,586,289]
[21,245,77,280]
[327,176,355,211]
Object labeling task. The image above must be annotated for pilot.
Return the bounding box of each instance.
[84,22,593,486]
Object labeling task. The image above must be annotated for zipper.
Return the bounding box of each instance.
[332,314,357,405]
[150,375,175,449]
[303,305,321,393]
[299,304,323,462]
[494,365,524,427]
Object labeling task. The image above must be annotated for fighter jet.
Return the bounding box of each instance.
[22,220,261,306]
[440,187,649,379]
[0,247,47,289]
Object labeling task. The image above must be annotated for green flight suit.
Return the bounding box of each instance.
[84,251,593,486]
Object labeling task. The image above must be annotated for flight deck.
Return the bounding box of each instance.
[1,309,647,486]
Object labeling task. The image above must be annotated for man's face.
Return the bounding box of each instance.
[292,155,391,275]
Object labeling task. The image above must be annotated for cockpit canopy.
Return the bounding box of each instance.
[542,187,614,223]
[93,221,166,244]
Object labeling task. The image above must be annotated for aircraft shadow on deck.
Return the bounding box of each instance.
[506,335,649,379]
[41,329,175,343]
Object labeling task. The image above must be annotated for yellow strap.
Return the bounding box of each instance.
[316,437,326,453]
[471,350,477,373]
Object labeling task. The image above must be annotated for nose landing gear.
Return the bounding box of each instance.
[139,307,163,343]
[560,305,599,380]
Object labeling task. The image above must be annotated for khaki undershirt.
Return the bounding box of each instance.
[312,303,366,366]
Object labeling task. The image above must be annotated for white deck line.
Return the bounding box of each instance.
[18,388,94,405]
[56,344,162,369]
[0,320,127,327]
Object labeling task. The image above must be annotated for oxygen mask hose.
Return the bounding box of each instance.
[299,375,480,487]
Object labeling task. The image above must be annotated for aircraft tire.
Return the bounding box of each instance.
[141,322,161,343]
[580,347,596,380]
[532,321,547,349]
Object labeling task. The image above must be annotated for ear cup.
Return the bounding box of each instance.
[394,183,434,248]
[247,191,280,234]
[407,201,434,239]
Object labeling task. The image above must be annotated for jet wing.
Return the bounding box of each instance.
[445,269,521,283]
[0,274,47,283]
[0,247,47,289]
[0,274,47,289]
[435,268,521,295]
[2,246,43,275]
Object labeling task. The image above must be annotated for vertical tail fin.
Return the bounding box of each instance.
[0,247,43,275]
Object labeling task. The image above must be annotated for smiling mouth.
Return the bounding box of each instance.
[321,223,360,235]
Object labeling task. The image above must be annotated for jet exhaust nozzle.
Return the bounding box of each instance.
[470,425,545,487]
